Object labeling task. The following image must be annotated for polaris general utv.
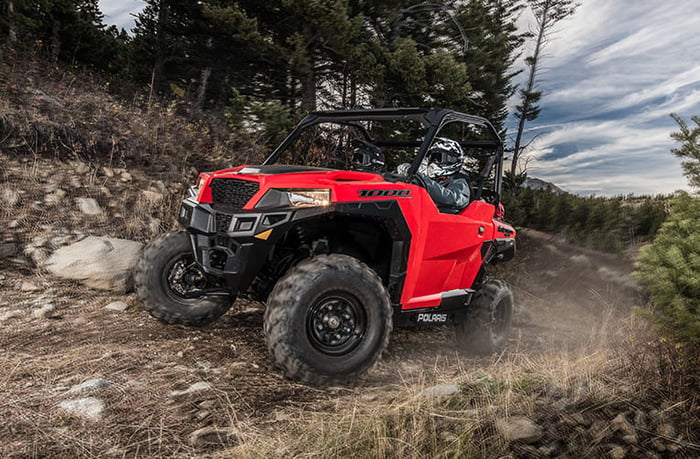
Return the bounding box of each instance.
[135,108,516,386]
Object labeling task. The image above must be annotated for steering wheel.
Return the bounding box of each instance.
[408,172,428,188]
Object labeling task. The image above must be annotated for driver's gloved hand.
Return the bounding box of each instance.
[396,163,411,176]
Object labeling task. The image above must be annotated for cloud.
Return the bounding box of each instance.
[518,121,688,195]
[637,90,700,122]
[602,65,700,113]
[507,0,700,196]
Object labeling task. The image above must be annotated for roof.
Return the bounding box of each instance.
[301,107,495,131]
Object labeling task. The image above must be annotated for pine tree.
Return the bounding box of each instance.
[456,0,526,133]
[635,193,700,343]
[670,113,700,189]
[1,0,128,72]
[510,0,578,178]
[635,114,700,345]
[131,0,198,95]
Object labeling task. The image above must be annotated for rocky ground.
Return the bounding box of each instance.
[1,152,699,458]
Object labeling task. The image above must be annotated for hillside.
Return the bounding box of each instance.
[523,177,566,195]
[1,57,699,458]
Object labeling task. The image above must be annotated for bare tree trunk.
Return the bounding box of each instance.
[50,19,61,62]
[510,0,578,178]
[153,0,169,94]
[299,22,316,112]
[6,1,17,42]
[350,75,357,108]
[300,70,316,112]
[197,67,211,108]
[341,65,348,109]
[511,4,547,177]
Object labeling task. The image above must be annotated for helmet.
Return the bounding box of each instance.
[420,137,464,179]
[351,139,385,172]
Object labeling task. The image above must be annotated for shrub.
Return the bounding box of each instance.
[501,187,668,253]
[634,193,700,344]
[635,114,700,345]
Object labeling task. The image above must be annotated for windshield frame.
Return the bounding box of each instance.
[262,108,505,200]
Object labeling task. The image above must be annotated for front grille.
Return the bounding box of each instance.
[210,178,260,209]
[215,213,233,232]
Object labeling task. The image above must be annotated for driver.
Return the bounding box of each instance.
[400,137,471,213]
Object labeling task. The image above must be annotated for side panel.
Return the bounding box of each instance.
[334,181,497,310]
[399,198,496,310]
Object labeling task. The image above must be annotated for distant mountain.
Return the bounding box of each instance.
[523,177,566,195]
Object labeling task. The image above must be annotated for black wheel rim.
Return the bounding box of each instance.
[306,291,367,356]
[162,253,210,302]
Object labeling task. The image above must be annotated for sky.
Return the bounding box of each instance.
[98,0,144,33]
[98,0,699,196]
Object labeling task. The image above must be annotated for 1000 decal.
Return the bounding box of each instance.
[358,189,411,198]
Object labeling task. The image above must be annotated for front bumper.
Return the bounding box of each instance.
[178,197,293,296]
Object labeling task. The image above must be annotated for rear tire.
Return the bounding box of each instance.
[135,231,233,326]
[264,254,392,386]
[455,279,513,355]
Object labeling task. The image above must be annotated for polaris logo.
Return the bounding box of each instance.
[358,189,411,198]
[416,313,448,323]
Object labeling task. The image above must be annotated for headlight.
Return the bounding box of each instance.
[256,189,331,209]
[189,173,210,198]
[287,190,331,207]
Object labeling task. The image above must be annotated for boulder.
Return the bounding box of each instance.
[142,190,164,203]
[20,281,40,292]
[67,379,112,394]
[496,416,544,444]
[2,188,20,207]
[59,397,105,422]
[608,444,627,459]
[611,413,637,444]
[170,382,212,397]
[32,303,56,319]
[72,161,90,175]
[76,197,103,215]
[188,426,239,449]
[0,242,18,259]
[421,384,460,397]
[105,301,129,312]
[45,189,66,206]
[0,310,23,321]
[44,237,143,292]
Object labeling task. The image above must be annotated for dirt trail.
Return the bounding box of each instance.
[0,226,644,457]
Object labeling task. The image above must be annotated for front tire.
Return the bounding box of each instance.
[455,279,513,355]
[134,231,233,326]
[264,254,392,386]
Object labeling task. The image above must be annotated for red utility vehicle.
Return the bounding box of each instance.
[135,108,516,386]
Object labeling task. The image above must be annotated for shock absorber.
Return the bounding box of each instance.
[295,225,309,248]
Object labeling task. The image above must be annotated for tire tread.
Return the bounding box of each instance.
[134,231,232,326]
[264,254,392,386]
[455,279,513,355]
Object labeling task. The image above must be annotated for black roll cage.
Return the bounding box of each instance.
[262,108,505,203]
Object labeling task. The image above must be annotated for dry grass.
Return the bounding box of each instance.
[226,339,699,458]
